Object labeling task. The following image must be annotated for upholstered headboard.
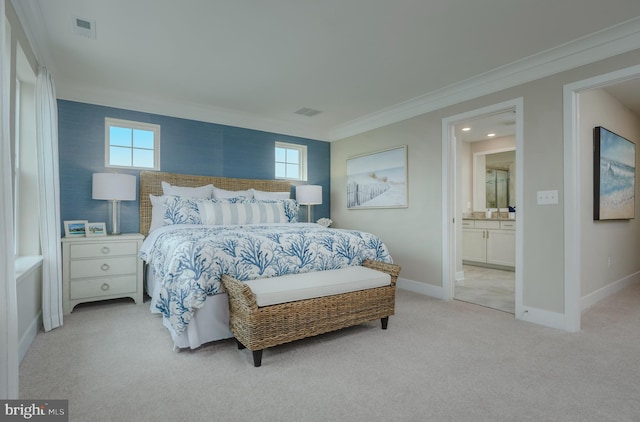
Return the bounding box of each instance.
[139,171,292,237]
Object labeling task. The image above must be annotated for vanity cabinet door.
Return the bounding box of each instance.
[462,228,486,263]
[486,229,515,267]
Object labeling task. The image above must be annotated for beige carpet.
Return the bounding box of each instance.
[19,284,640,421]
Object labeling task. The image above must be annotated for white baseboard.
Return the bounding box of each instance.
[19,311,42,363]
[397,277,444,299]
[516,306,566,331]
[397,278,566,330]
[581,271,640,312]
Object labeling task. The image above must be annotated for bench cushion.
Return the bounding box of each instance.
[243,266,391,307]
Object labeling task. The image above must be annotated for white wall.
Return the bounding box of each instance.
[330,48,640,318]
[17,259,42,362]
[579,88,640,301]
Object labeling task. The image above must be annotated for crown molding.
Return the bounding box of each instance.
[12,1,640,143]
[329,16,640,141]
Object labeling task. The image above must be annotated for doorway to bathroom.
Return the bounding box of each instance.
[442,99,523,316]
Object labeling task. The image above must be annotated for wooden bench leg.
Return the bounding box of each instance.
[381,317,389,329]
[252,350,263,367]
[236,339,263,367]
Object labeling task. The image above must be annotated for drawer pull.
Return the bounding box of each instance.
[101,246,110,254]
[101,283,110,291]
[101,263,110,271]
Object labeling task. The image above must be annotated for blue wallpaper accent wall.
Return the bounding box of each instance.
[58,100,330,234]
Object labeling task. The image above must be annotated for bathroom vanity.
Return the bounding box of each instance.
[462,218,515,269]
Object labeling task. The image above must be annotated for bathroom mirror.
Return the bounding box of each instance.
[473,149,516,211]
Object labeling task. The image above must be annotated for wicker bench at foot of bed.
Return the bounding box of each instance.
[221,259,401,367]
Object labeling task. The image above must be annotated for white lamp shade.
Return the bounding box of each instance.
[92,173,136,201]
[296,185,322,205]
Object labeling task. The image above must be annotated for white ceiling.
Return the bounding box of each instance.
[13,0,640,141]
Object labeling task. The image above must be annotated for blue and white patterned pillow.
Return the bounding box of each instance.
[162,196,204,225]
[161,196,301,226]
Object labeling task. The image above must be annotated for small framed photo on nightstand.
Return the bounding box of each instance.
[64,220,88,237]
[85,222,107,237]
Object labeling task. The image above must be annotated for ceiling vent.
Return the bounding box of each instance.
[72,16,96,39]
[295,107,322,117]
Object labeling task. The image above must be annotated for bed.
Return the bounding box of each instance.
[139,171,394,349]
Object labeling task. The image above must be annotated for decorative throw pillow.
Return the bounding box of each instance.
[251,189,291,200]
[149,194,166,232]
[212,186,254,199]
[198,199,288,225]
[161,181,213,198]
[235,198,299,223]
[162,196,204,225]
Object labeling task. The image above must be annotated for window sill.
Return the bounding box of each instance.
[16,255,43,285]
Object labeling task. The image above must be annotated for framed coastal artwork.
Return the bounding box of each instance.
[64,220,88,237]
[594,126,636,220]
[346,145,407,209]
[85,222,107,237]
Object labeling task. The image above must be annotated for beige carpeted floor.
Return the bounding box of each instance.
[19,284,640,421]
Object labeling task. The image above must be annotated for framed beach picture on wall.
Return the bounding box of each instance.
[594,126,636,220]
[346,145,408,209]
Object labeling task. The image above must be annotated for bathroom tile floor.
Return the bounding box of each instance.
[455,265,515,314]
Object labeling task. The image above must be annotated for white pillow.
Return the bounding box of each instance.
[198,200,287,225]
[161,181,213,198]
[213,186,254,199]
[251,189,290,200]
[149,194,165,232]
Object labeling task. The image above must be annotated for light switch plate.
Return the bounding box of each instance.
[537,190,558,205]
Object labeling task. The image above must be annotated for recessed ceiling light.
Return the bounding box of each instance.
[461,127,471,132]
[487,133,496,137]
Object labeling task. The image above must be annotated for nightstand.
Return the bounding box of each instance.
[61,233,144,314]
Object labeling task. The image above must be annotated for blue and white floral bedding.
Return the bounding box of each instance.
[139,223,393,334]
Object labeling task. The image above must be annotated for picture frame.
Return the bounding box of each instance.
[346,145,408,209]
[85,222,107,237]
[64,220,88,237]
[594,126,636,220]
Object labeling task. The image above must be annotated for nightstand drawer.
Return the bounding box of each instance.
[70,241,138,258]
[70,276,138,300]
[70,256,138,279]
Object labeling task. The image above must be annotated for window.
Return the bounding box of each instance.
[105,118,160,170]
[275,142,307,181]
[14,43,39,258]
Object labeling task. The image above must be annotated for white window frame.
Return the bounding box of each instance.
[13,79,20,255]
[275,141,307,181]
[105,117,160,170]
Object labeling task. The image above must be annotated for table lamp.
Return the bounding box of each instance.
[92,173,136,235]
[296,185,322,223]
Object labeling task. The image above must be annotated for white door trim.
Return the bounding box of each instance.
[562,64,640,333]
[442,98,524,318]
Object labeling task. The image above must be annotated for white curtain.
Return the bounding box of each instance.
[35,66,63,331]
[1,0,20,398]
